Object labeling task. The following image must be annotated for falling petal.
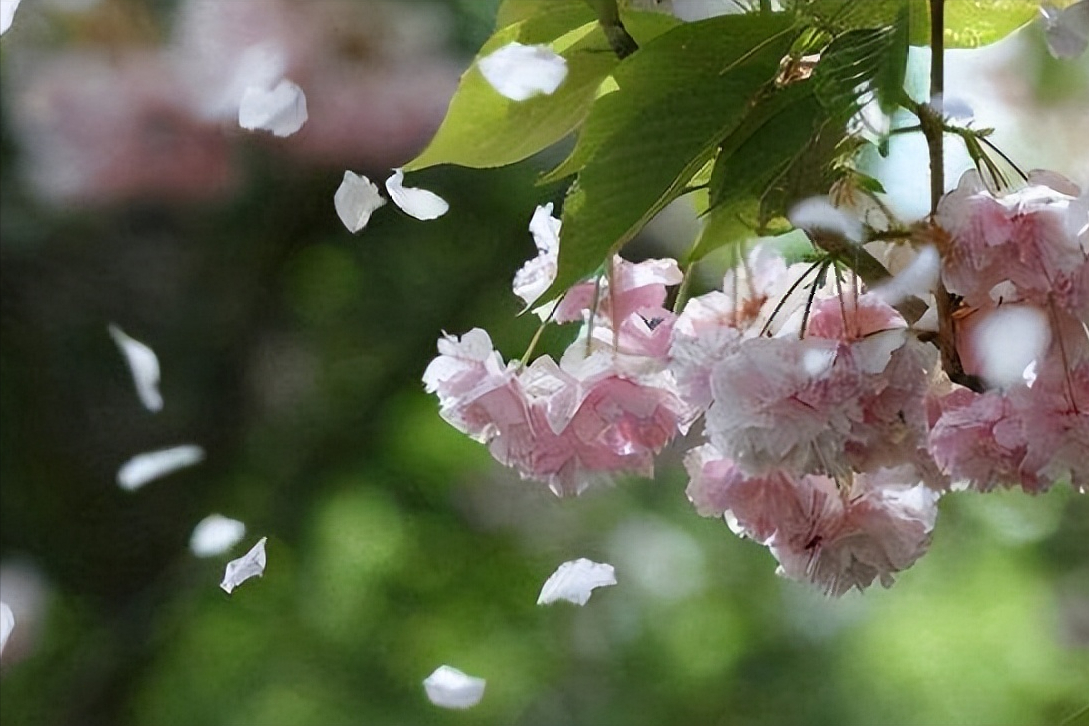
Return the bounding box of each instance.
[334,171,386,233]
[189,514,246,558]
[117,445,205,491]
[422,665,486,709]
[219,537,267,594]
[536,558,617,606]
[872,246,940,305]
[929,93,974,121]
[789,197,863,242]
[971,306,1050,389]
[108,324,163,412]
[385,168,448,221]
[478,42,568,102]
[238,79,308,137]
[0,602,12,657]
[1041,1,1089,60]
[0,0,20,36]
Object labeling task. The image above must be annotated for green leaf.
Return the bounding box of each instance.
[944,0,1044,47]
[542,12,798,183]
[404,9,611,171]
[795,0,928,43]
[689,85,827,262]
[542,18,799,298]
[496,0,589,28]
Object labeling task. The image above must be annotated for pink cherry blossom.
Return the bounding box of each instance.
[424,329,694,496]
[927,387,1035,492]
[1008,358,1089,492]
[684,446,938,595]
[770,467,939,596]
[705,336,866,478]
[554,257,682,326]
[937,170,1088,318]
[422,328,524,442]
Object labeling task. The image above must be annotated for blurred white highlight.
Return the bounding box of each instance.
[423,665,486,709]
[117,445,205,491]
[189,515,246,558]
[109,324,163,412]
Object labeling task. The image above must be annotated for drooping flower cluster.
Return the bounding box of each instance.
[425,170,1089,594]
[424,206,696,496]
[928,170,1089,494]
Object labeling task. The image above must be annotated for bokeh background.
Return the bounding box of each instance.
[1,1,1088,725]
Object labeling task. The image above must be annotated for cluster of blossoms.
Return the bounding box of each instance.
[426,168,1088,595]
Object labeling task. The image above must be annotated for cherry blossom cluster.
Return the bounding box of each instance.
[426,170,1088,595]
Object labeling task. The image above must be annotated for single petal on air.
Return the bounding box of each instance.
[536,558,617,606]
[189,514,246,558]
[220,537,267,594]
[117,445,205,491]
[971,306,1050,389]
[108,324,163,412]
[0,0,21,35]
[789,196,863,242]
[238,79,308,137]
[478,42,568,102]
[928,93,974,121]
[422,665,486,709]
[385,168,448,221]
[1041,1,1089,59]
[0,602,13,657]
[872,245,940,305]
[334,171,386,233]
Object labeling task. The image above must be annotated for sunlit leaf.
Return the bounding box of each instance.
[543,15,798,297]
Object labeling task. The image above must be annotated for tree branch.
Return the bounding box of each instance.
[923,0,980,391]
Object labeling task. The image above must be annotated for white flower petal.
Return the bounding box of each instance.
[238,79,308,137]
[422,665,486,709]
[512,203,561,310]
[117,445,205,492]
[219,537,267,594]
[385,169,448,221]
[0,602,13,657]
[789,197,863,242]
[536,558,617,606]
[972,306,1050,389]
[1,0,21,36]
[108,324,163,412]
[334,171,386,233]
[478,42,568,102]
[189,514,246,558]
[871,245,940,305]
[928,93,974,121]
[1041,1,1089,60]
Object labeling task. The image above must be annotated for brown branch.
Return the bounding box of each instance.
[923,0,980,391]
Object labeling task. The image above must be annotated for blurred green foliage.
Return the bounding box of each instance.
[1,2,1087,726]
